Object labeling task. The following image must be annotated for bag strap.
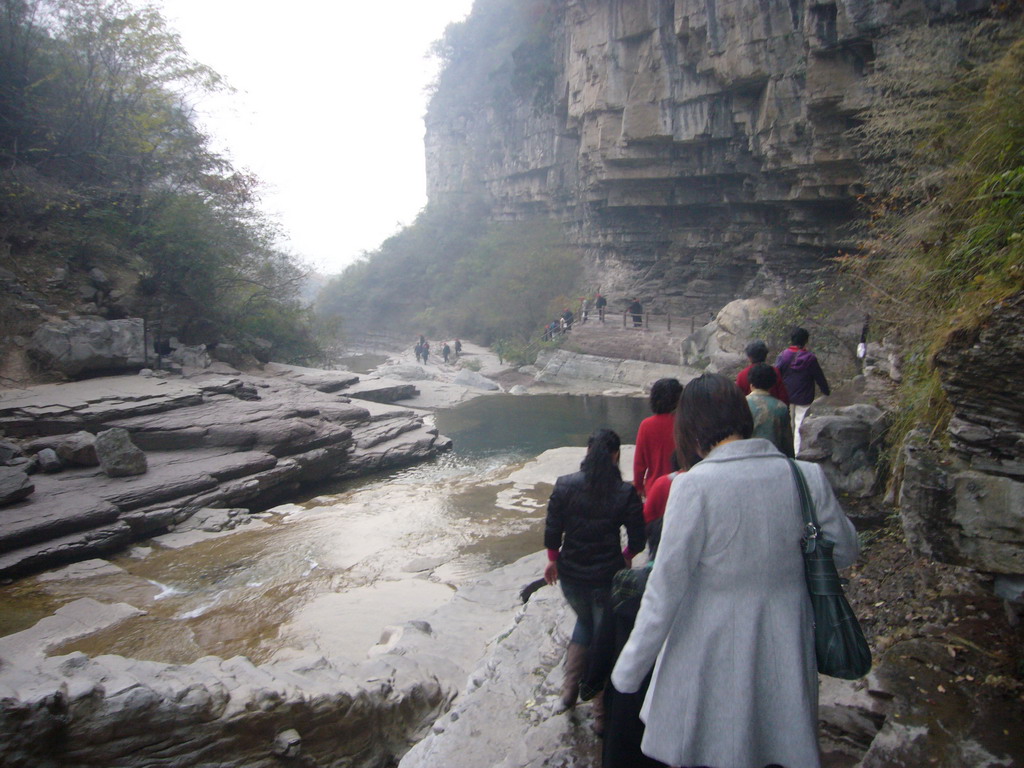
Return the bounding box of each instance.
[787,458,821,553]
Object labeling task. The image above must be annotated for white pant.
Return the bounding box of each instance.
[792,403,811,456]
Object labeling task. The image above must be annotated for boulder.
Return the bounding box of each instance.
[28,316,146,378]
[95,428,148,477]
[0,468,33,506]
[714,298,774,356]
[169,344,212,370]
[452,370,501,391]
[680,298,772,377]
[88,267,110,289]
[0,440,21,464]
[37,448,62,474]
[799,404,887,497]
[899,430,1024,574]
[27,431,98,467]
[208,343,260,371]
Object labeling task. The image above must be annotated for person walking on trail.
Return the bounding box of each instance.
[421,340,430,365]
[628,298,643,328]
[442,342,451,364]
[580,297,590,324]
[736,339,790,404]
[774,326,831,455]
[611,373,858,768]
[596,293,607,322]
[454,338,462,358]
[632,378,683,500]
[746,363,795,457]
[544,429,645,729]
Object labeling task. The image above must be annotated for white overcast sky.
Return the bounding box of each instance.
[158,0,475,275]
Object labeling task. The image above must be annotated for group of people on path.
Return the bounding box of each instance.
[413,335,462,365]
[540,293,630,340]
[543,326,849,768]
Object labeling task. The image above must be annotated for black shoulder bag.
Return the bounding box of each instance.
[788,458,872,680]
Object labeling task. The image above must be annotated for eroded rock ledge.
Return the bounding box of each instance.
[0,552,545,768]
[0,370,451,579]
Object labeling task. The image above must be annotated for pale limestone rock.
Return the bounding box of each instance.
[28,317,145,378]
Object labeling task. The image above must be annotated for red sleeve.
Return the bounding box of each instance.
[736,366,752,395]
[771,367,790,405]
[643,473,674,524]
[633,419,650,495]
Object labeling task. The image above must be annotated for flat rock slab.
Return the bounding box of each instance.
[151,517,271,550]
[262,362,360,393]
[0,377,206,437]
[0,371,451,579]
[36,558,126,582]
[0,597,144,665]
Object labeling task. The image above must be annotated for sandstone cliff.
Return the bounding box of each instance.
[426,0,993,314]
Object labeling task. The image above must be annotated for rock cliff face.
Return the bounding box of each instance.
[425,0,992,314]
[899,291,1024,578]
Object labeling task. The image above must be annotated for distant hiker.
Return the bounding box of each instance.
[611,373,858,768]
[628,298,643,328]
[736,340,790,404]
[580,297,590,324]
[544,428,645,730]
[414,342,423,364]
[455,338,463,358]
[561,307,574,332]
[774,327,831,455]
[422,340,430,365]
[633,378,683,499]
[596,293,607,322]
[746,363,794,457]
[442,342,451,364]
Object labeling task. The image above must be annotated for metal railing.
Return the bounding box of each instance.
[619,311,707,334]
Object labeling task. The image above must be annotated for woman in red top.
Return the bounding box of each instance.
[632,378,682,499]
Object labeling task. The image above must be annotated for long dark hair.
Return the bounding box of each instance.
[580,428,622,495]
[675,374,753,466]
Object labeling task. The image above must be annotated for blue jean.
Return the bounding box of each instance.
[560,580,610,646]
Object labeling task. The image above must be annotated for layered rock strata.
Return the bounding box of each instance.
[0,372,450,579]
[899,292,1024,578]
[426,0,994,314]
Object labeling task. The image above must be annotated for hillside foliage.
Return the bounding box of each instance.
[845,16,1024,449]
[316,202,581,347]
[0,0,320,363]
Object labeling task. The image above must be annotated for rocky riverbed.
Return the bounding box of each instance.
[1,332,1021,768]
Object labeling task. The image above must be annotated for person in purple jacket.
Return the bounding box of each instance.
[774,326,830,455]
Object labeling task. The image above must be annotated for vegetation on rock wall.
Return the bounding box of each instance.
[427,0,557,116]
[0,0,320,363]
[316,201,581,347]
[845,15,1024,455]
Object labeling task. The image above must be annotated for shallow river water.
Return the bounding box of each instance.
[0,394,649,665]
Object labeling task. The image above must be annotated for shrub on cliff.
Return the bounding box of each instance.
[846,16,1024,452]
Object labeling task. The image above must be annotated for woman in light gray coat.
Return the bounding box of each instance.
[611,374,859,768]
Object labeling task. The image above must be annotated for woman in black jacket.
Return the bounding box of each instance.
[543,428,646,715]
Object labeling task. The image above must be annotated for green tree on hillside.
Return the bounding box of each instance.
[0,0,319,363]
[316,202,580,347]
